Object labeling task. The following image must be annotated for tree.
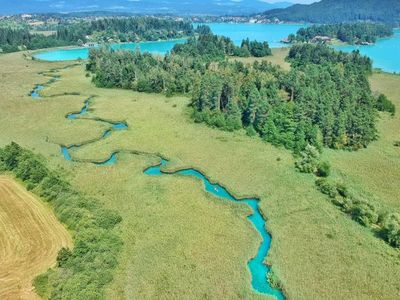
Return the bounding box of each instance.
[316,161,331,177]
[57,247,73,267]
[380,213,400,248]
[295,144,320,173]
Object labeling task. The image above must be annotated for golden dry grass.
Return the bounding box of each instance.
[0,176,72,300]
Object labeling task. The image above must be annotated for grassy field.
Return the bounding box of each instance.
[325,72,400,210]
[0,50,400,299]
[231,48,291,71]
[0,176,71,300]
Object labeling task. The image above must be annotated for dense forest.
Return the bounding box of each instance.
[262,0,400,25]
[0,26,70,53]
[87,35,383,152]
[0,142,123,299]
[86,31,271,93]
[56,17,195,43]
[288,23,393,44]
[0,17,195,53]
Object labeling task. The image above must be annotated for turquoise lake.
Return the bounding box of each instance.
[34,39,187,61]
[334,28,400,73]
[34,24,400,73]
[205,23,305,48]
[34,23,304,61]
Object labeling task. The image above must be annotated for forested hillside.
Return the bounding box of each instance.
[262,0,400,25]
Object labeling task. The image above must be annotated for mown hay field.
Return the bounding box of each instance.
[0,176,72,299]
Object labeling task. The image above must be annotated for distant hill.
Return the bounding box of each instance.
[262,0,400,25]
[0,0,292,16]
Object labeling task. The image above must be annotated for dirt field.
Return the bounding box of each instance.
[0,176,72,299]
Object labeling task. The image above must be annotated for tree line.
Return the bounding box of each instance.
[288,23,393,44]
[86,30,271,94]
[87,38,387,152]
[0,26,70,53]
[56,17,195,44]
[0,17,196,53]
[0,142,123,299]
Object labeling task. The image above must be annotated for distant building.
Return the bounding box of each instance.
[311,36,332,44]
[83,43,97,48]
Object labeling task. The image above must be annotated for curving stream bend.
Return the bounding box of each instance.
[31,72,285,299]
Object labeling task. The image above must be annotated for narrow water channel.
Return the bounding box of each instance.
[31,78,285,299]
[145,160,284,299]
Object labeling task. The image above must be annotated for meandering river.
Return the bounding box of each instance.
[31,71,285,299]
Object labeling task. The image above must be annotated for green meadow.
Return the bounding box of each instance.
[0,49,399,299]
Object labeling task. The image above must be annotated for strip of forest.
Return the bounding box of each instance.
[0,143,123,299]
[287,23,393,44]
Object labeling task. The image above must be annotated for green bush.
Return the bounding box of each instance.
[246,126,258,137]
[57,247,73,267]
[336,182,350,198]
[316,161,331,177]
[375,94,396,116]
[295,144,320,173]
[380,213,400,248]
[315,178,338,198]
[33,273,50,298]
[267,268,283,290]
[349,198,379,226]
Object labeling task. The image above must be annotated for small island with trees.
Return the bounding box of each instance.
[285,23,394,45]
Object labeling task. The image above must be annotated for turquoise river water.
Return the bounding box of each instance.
[31,75,285,299]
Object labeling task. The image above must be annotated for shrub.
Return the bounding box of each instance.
[267,269,283,290]
[57,247,73,267]
[336,182,350,198]
[316,161,331,177]
[315,178,338,198]
[349,198,379,227]
[380,213,400,248]
[33,273,50,298]
[296,144,320,173]
[375,94,396,116]
[1,142,22,170]
[246,126,258,137]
